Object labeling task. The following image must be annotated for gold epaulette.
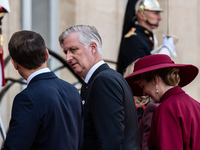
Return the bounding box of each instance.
[144,30,150,35]
[0,13,5,18]
[124,28,137,38]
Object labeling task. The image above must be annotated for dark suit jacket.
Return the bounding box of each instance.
[82,64,140,150]
[2,72,83,150]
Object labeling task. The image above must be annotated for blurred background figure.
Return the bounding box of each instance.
[125,54,200,150]
[0,0,10,142]
[134,95,159,150]
[117,0,177,76]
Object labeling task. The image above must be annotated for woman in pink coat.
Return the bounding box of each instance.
[125,54,200,150]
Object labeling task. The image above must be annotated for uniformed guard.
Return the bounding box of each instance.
[117,0,177,76]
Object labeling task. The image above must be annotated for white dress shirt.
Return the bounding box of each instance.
[27,68,50,85]
[84,61,105,84]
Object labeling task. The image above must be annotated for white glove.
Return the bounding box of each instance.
[160,34,177,57]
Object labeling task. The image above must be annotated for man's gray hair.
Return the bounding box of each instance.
[59,25,103,57]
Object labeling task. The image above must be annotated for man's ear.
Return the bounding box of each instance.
[11,59,18,70]
[90,42,98,55]
[45,49,49,61]
[137,11,146,20]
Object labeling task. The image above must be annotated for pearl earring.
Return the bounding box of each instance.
[156,84,158,93]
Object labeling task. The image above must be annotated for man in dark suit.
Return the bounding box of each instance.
[59,25,140,150]
[1,30,83,150]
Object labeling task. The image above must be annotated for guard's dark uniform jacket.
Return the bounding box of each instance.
[117,24,154,75]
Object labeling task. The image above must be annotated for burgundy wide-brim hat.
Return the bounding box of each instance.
[125,54,199,96]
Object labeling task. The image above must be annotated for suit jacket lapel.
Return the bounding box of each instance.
[82,63,109,105]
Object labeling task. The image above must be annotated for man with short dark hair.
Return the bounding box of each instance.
[1,30,83,150]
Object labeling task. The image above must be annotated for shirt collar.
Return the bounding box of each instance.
[84,60,105,83]
[27,68,51,85]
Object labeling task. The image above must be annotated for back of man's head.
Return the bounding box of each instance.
[8,30,47,70]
